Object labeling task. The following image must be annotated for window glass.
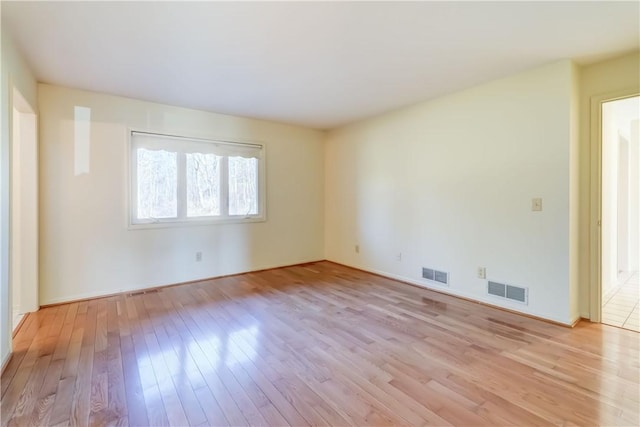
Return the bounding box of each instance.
[186,153,222,217]
[136,148,177,219]
[228,156,258,216]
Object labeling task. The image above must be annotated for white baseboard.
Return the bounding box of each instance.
[40,259,325,306]
[12,313,24,332]
[327,259,574,326]
[1,350,11,374]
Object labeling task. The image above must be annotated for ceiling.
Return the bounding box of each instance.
[3,1,639,130]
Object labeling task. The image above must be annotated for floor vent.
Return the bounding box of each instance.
[488,281,528,304]
[127,289,159,297]
[422,267,449,286]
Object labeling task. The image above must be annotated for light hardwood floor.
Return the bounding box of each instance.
[2,261,639,426]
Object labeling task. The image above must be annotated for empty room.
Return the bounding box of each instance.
[1,1,639,426]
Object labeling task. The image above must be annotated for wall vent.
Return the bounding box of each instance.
[487,281,528,304]
[488,281,506,298]
[506,285,527,303]
[422,267,449,286]
[422,268,434,281]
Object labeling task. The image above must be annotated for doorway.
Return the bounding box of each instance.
[10,88,39,331]
[600,95,639,332]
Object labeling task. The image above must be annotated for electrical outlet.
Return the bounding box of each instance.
[477,267,486,279]
[395,252,402,262]
[355,244,360,254]
[532,198,542,211]
[196,252,202,262]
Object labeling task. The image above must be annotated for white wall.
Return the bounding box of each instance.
[1,25,38,368]
[39,84,325,305]
[325,60,578,325]
[603,102,640,287]
[617,135,629,274]
[11,97,39,325]
[630,119,639,271]
[601,103,620,296]
[10,108,21,323]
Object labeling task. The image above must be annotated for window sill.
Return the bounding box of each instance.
[128,216,266,230]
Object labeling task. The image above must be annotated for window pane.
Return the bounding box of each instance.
[136,148,177,219]
[228,156,258,216]
[186,153,221,217]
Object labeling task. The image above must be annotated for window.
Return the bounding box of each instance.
[130,131,264,226]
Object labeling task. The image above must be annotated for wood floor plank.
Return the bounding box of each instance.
[142,328,189,426]
[47,375,75,426]
[160,297,250,426]
[26,357,65,426]
[6,354,53,425]
[106,298,127,421]
[1,307,59,423]
[69,300,98,427]
[3,261,639,426]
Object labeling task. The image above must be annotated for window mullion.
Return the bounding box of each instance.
[177,151,187,220]
[221,156,229,217]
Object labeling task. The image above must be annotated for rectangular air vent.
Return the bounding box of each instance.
[488,281,506,298]
[422,268,434,281]
[487,281,527,304]
[422,267,449,286]
[434,270,448,284]
[506,285,527,303]
[127,289,159,297]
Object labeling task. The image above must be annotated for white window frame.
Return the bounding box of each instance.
[128,130,266,229]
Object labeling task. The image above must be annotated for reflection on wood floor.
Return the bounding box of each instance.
[2,261,639,426]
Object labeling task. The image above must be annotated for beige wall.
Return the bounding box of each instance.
[1,27,38,367]
[569,63,581,321]
[325,60,578,324]
[38,84,325,305]
[578,52,640,317]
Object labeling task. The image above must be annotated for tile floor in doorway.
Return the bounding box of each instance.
[602,271,640,332]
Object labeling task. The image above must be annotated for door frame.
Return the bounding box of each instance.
[589,89,639,322]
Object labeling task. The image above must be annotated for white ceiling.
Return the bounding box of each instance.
[3,1,639,130]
